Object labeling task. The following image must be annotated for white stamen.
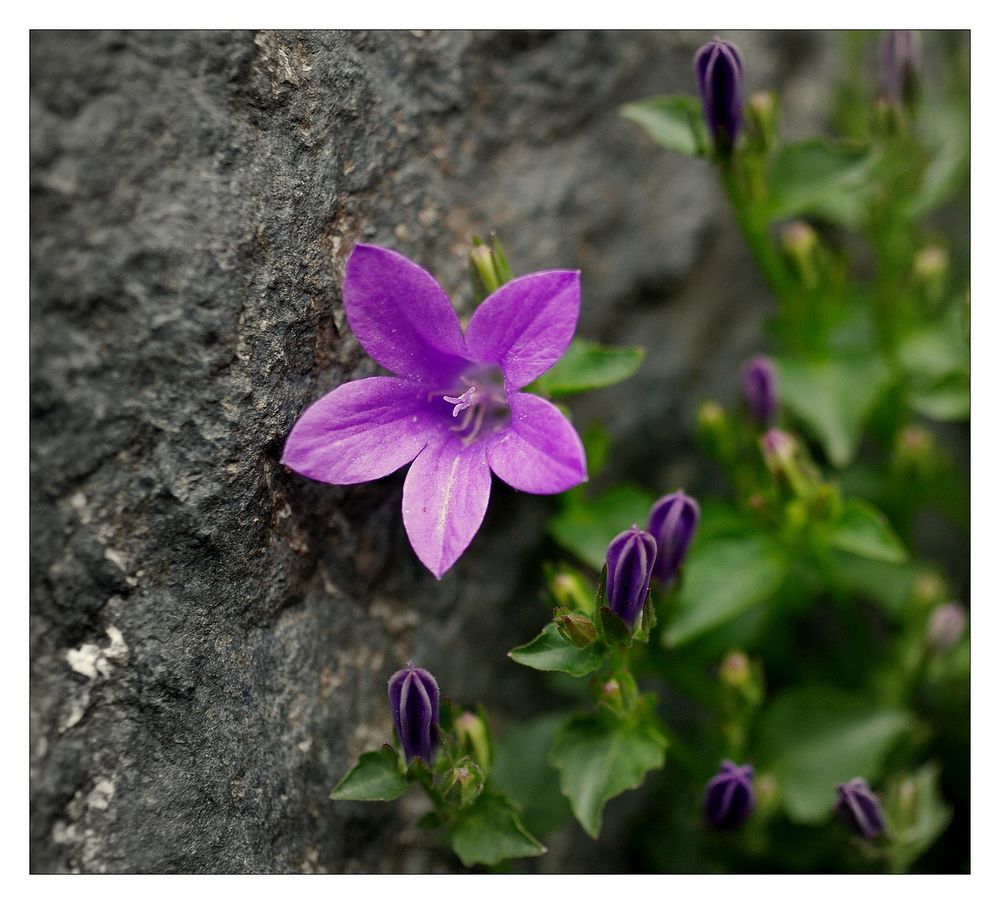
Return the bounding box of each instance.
[443,386,477,417]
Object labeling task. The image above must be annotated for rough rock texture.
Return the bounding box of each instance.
[30,30,837,873]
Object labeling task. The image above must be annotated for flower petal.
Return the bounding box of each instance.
[344,244,468,383]
[402,435,491,579]
[486,392,587,494]
[464,270,580,390]
[281,376,439,484]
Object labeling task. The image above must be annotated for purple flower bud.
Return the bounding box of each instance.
[879,30,921,107]
[704,761,755,830]
[605,526,658,630]
[835,777,885,839]
[647,491,700,586]
[742,355,779,426]
[926,602,966,654]
[694,38,745,152]
[388,663,440,765]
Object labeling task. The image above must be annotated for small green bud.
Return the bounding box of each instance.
[455,711,491,776]
[555,610,599,648]
[696,400,728,456]
[442,757,485,809]
[781,221,820,290]
[470,244,500,294]
[719,650,752,690]
[893,424,935,476]
[911,571,947,610]
[913,244,948,283]
[547,568,594,613]
[745,90,778,150]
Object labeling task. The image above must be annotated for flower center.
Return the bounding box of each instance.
[434,365,508,445]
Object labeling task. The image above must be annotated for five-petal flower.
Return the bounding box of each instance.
[282,244,588,578]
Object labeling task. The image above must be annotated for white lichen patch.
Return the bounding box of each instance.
[61,627,129,732]
[86,778,115,811]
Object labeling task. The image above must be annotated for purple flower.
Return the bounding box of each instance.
[926,602,966,654]
[742,355,779,426]
[282,244,588,578]
[694,37,745,152]
[388,663,441,765]
[880,30,921,106]
[605,526,658,630]
[647,491,700,586]
[835,777,885,839]
[704,761,755,830]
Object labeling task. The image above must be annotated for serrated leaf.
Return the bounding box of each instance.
[532,339,645,399]
[767,139,874,226]
[509,622,606,677]
[664,536,786,647]
[828,499,907,563]
[549,484,655,570]
[621,93,706,156]
[331,747,409,802]
[755,686,913,824]
[551,711,667,838]
[776,354,892,467]
[449,790,546,867]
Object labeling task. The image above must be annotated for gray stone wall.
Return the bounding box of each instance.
[30,30,836,873]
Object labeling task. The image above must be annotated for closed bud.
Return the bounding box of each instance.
[746,90,777,149]
[443,758,485,809]
[835,777,885,839]
[605,526,657,630]
[926,602,966,654]
[782,221,820,289]
[741,355,779,426]
[760,428,796,475]
[455,711,491,774]
[912,571,947,610]
[693,37,745,155]
[647,491,700,587]
[879,30,921,110]
[548,568,593,612]
[388,663,441,765]
[913,244,948,284]
[704,761,755,830]
[556,610,598,648]
[893,424,935,475]
[696,400,728,457]
[469,244,500,294]
[719,650,752,690]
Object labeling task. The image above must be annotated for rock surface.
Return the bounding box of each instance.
[30,30,836,873]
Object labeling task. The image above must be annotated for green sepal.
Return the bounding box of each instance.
[554,608,599,648]
[442,756,486,810]
[509,622,606,677]
[620,93,707,157]
[598,606,632,647]
[449,790,547,867]
[550,704,668,838]
[330,745,409,802]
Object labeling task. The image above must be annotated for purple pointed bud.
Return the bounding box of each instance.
[704,761,755,830]
[647,491,700,586]
[879,30,921,107]
[836,777,885,839]
[387,663,440,765]
[694,37,745,152]
[605,526,658,630]
[926,602,966,654]
[742,355,779,426]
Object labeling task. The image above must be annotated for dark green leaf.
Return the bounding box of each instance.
[620,94,706,157]
[776,354,892,467]
[828,499,908,564]
[755,686,913,823]
[549,484,655,570]
[910,104,970,218]
[449,790,546,867]
[767,140,874,226]
[909,372,970,421]
[491,712,573,837]
[509,622,606,677]
[330,746,409,802]
[532,339,645,399]
[551,711,667,838]
[664,537,786,647]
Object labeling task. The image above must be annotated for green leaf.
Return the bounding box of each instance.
[910,103,970,218]
[909,372,970,421]
[620,93,706,157]
[885,763,952,872]
[766,140,874,226]
[551,710,667,838]
[509,622,606,677]
[830,552,925,618]
[755,686,913,823]
[549,484,655,570]
[532,339,645,399]
[449,790,546,867]
[828,499,908,564]
[664,536,786,647]
[776,354,892,467]
[330,746,409,802]
[491,713,573,837]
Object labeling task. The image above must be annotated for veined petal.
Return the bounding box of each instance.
[344,244,468,383]
[281,376,439,484]
[464,270,580,390]
[486,393,587,494]
[402,435,491,579]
